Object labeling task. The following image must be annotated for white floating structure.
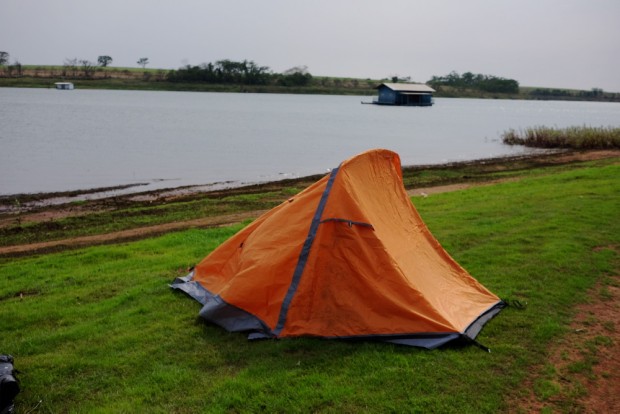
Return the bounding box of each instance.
[54,82,75,90]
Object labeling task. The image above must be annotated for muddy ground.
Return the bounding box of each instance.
[2,149,618,235]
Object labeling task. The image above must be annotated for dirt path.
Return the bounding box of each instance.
[407,178,522,197]
[1,175,523,256]
[1,176,523,257]
[2,177,485,256]
[510,270,620,413]
[570,273,620,413]
[0,210,266,256]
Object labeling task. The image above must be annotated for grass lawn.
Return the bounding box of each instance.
[1,161,618,413]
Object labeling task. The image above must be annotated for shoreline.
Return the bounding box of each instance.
[0,150,563,211]
[2,148,618,216]
[3,77,620,102]
[4,149,559,202]
[1,147,618,257]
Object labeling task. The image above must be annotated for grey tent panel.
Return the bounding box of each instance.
[171,273,271,334]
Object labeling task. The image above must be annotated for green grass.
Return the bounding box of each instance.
[1,162,618,412]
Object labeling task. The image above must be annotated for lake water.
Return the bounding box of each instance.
[1,87,619,196]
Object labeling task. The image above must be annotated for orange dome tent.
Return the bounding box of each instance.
[172,149,504,349]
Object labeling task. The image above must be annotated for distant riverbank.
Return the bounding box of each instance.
[1,65,619,102]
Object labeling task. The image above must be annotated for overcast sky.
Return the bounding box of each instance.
[2,0,619,91]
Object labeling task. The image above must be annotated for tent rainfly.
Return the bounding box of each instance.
[171,149,504,349]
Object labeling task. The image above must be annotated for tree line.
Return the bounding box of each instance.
[0,50,505,91]
[0,51,23,76]
[428,71,519,94]
[8,50,615,100]
[167,60,313,86]
[529,87,606,99]
[0,51,312,86]
[0,51,153,78]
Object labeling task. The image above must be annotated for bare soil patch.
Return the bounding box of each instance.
[511,249,619,413]
[537,149,620,164]
[573,281,620,413]
[0,210,267,256]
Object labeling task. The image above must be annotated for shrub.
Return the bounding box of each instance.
[502,126,620,149]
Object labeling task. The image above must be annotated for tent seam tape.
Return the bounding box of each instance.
[273,165,341,336]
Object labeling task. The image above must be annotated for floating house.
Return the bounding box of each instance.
[374,83,435,106]
[54,82,74,90]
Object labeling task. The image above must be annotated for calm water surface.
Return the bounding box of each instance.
[1,87,619,196]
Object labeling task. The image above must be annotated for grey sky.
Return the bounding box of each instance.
[2,0,619,91]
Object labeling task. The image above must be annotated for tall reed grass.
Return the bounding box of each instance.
[502,125,620,149]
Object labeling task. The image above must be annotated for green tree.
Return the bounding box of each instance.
[278,66,312,86]
[137,57,149,68]
[428,71,519,94]
[0,51,9,66]
[97,55,113,67]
